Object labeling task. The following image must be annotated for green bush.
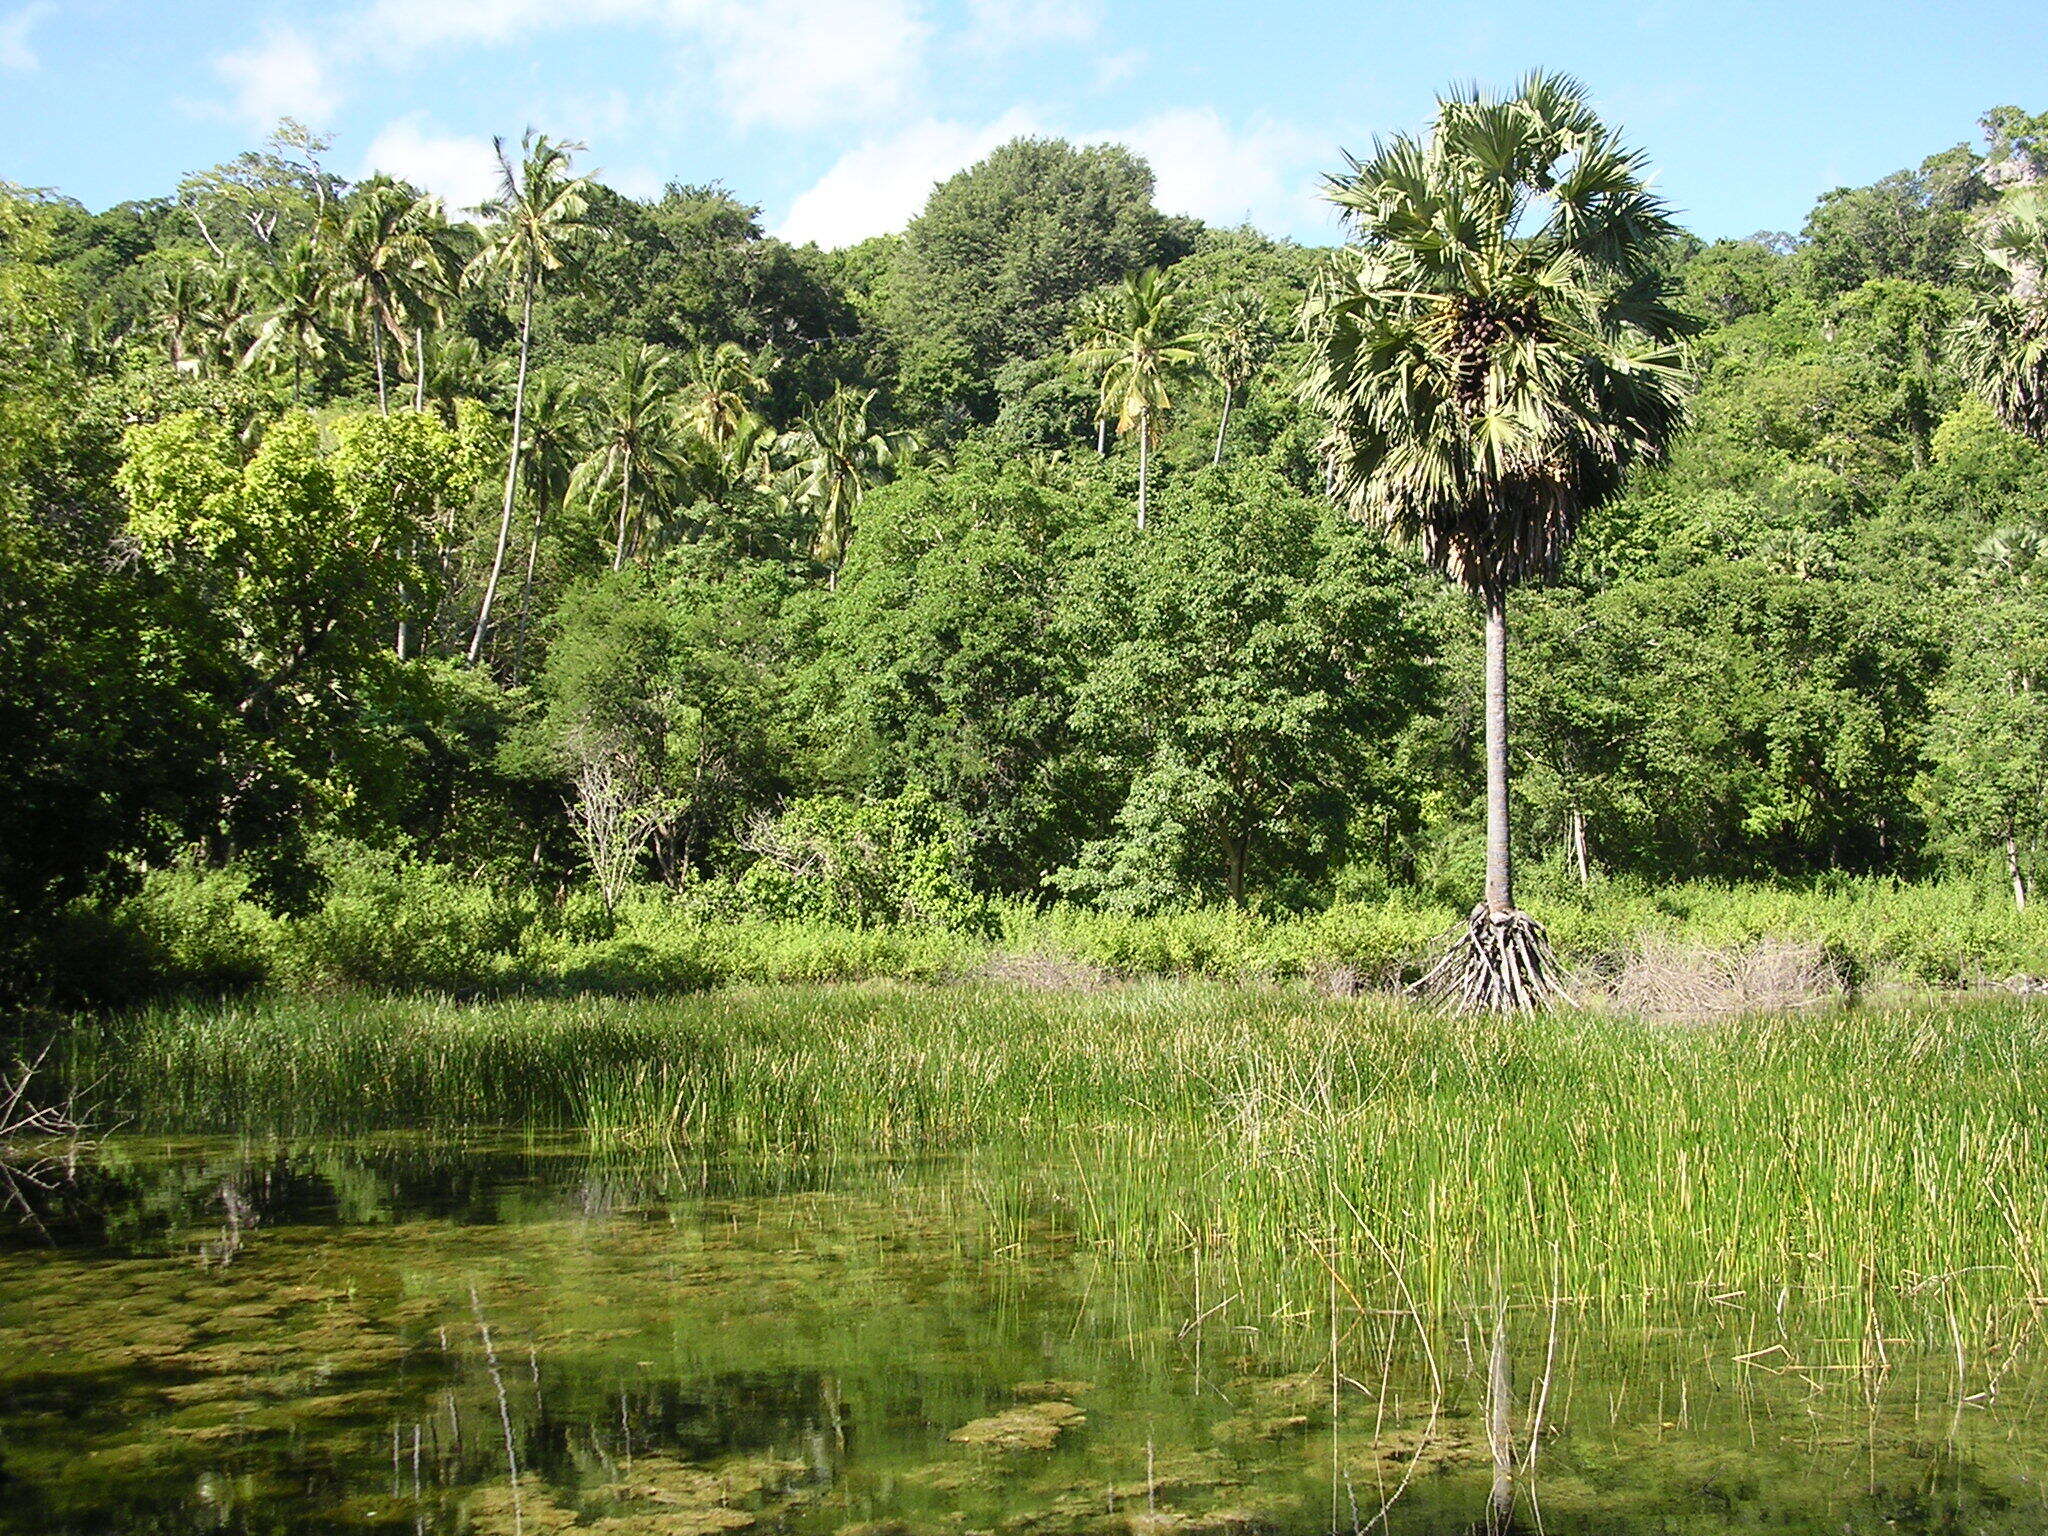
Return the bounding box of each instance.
[274,843,536,993]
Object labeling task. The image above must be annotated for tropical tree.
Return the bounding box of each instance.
[573,341,687,571]
[240,239,336,404]
[1304,72,1695,1011]
[330,177,455,413]
[779,386,910,583]
[1953,186,2048,442]
[464,131,596,666]
[510,370,589,678]
[1071,268,1202,528]
[681,341,774,446]
[1200,288,1275,466]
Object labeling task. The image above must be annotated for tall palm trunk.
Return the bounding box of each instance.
[469,276,534,666]
[1212,386,1233,467]
[371,315,388,415]
[612,457,634,571]
[512,491,548,684]
[414,328,427,413]
[2007,821,2029,912]
[1137,416,1150,531]
[1484,591,1513,914]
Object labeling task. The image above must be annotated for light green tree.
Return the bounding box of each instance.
[465,131,596,665]
[1305,73,1695,1009]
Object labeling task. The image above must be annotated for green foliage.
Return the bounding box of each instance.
[735,790,990,931]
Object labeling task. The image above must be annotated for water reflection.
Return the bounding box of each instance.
[3,1137,2047,1534]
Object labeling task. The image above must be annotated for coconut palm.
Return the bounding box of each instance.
[682,342,775,446]
[1304,72,1695,1012]
[1200,288,1275,466]
[1953,186,2048,442]
[1071,268,1202,528]
[510,371,590,679]
[240,239,337,404]
[1066,288,1124,456]
[331,177,459,414]
[464,131,596,666]
[573,342,688,571]
[778,386,911,584]
[148,266,210,374]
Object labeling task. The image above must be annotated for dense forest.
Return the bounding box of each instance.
[4,101,2048,1001]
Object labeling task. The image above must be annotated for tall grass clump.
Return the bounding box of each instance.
[76,986,2048,1345]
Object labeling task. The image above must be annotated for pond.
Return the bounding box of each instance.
[5,1133,2046,1534]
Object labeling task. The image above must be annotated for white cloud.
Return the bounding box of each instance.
[776,108,1039,246]
[1095,108,1332,236]
[214,27,340,131]
[963,0,1097,53]
[359,116,504,215]
[699,0,930,132]
[0,2,52,72]
[358,0,650,57]
[775,105,1340,248]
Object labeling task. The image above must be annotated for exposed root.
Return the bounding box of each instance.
[1,1045,97,1233]
[1410,904,1573,1015]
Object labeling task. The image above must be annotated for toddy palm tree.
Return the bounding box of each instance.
[1072,268,1202,529]
[572,341,687,570]
[1200,287,1275,466]
[1305,73,1695,1012]
[465,131,596,666]
[1953,186,2048,443]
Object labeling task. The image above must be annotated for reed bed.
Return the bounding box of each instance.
[71,986,2048,1343]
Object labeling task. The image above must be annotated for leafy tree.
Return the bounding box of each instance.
[1306,73,1695,1008]
[465,132,596,665]
[887,138,1192,425]
[1058,463,1432,908]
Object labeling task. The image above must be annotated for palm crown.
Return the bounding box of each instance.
[1306,72,1695,599]
[1953,186,2048,443]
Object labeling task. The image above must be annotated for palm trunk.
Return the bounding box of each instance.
[1137,416,1150,531]
[1096,417,1107,456]
[372,318,388,415]
[414,328,427,414]
[468,277,534,667]
[1484,590,1513,914]
[1212,386,1232,467]
[512,491,547,685]
[2008,822,2029,912]
[612,457,634,571]
[1570,804,1590,886]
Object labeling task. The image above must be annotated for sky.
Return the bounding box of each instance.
[3,0,2045,249]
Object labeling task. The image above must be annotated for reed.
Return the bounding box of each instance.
[70,987,2048,1344]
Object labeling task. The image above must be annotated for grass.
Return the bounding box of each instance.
[66,984,2048,1348]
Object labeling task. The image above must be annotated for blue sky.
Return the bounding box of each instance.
[4,0,2044,248]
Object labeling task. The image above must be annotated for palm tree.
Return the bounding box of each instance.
[464,131,596,666]
[510,371,590,679]
[148,266,209,374]
[419,331,487,427]
[1305,72,1694,1012]
[1954,186,2048,443]
[1071,268,1202,528]
[1201,288,1275,466]
[1067,288,1124,455]
[573,341,688,570]
[241,240,336,404]
[778,386,910,584]
[681,341,775,446]
[330,177,460,414]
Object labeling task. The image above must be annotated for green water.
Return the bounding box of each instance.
[5,1134,2048,1535]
